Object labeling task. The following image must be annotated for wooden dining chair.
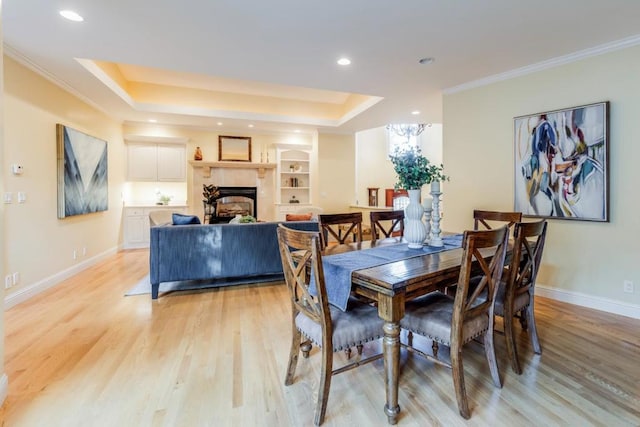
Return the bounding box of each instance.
[495,219,547,374]
[400,226,509,419]
[370,210,404,243]
[318,212,363,248]
[473,209,522,235]
[276,224,384,426]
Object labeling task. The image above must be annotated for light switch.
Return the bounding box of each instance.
[11,164,24,175]
[3,192,12,204]
[17,192,26,203]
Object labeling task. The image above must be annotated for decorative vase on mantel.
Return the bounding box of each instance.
[404,189,427,249]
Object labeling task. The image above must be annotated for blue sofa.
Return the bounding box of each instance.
[149,220,319,299]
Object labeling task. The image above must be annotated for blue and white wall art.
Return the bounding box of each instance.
[56,124,108,218]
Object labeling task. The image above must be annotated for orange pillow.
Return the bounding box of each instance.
[286,213,313,221]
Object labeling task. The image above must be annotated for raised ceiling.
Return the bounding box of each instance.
[4,1,640,134]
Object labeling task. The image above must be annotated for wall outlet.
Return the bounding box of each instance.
[73,250,77,260]
[623,280,634,293]
[5,275,12,289]
[12,272,20,285]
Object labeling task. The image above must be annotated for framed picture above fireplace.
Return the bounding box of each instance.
[219,135,252,162]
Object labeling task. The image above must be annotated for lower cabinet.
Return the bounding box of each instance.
[123,206,186,249]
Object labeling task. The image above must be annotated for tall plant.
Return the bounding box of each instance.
[389,145,448,190]
[202,184,220,205]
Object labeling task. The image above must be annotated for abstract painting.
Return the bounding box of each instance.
[514,102,609,222]
[56,124,108,218]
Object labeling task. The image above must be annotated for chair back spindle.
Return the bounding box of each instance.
[370,210,404,243]
[318,212,363,248]
[473,210,522,236]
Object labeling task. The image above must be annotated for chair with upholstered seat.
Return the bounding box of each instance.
[400,226,509,419]
[496,219,547,374]
[473,209,522,235]
[370,210,404,243]
[318,212,363,248]
[276,224,384,426]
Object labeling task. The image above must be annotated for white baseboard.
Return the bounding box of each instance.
[0,373,8,407]
[4,246,119,310]
[537,284,640,320]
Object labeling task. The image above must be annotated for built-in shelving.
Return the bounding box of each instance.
[276,146,312,219]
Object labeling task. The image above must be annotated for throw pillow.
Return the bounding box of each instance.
[172,213,201,225]
[286,213,313,221]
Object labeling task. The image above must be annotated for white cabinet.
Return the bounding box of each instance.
[276,145,312,219]
[157,144,186,181]
[126,141,186,182]
[123,206,186,249]
[127,145,158,181]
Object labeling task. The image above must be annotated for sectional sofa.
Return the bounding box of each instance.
[149,220,319,299]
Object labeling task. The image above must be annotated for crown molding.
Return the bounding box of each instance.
[3,43,117,120]
[124,134,189,144]
[444,34,640,95]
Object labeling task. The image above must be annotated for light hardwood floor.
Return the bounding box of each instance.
[0,249,638,427]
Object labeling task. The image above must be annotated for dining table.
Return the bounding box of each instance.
[318,235,508,425]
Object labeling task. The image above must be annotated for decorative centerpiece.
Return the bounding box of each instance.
[389,145,448,248]
[239,215,256,223]
[229,214,256,224]
[155,191,172,205]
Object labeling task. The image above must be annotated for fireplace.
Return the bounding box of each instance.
[210,187,257,223]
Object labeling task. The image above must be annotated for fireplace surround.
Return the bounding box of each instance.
[209,186,257,223]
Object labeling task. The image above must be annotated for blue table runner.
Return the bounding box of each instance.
[311,234,463,311]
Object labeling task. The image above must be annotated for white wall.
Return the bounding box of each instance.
[443,45,640,317]
[3,56,126,308]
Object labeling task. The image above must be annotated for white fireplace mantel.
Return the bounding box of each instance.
[189,160,276,178]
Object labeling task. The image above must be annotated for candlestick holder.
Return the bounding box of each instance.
[429,181,443,247]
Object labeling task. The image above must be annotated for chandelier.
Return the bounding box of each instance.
[386,123,429,141]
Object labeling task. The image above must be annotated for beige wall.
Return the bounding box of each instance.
[355,127,395,207]
[443,45,640,312]
[355,125,444,207]
[1,13,6,389]
[3,56,125,303]
[317,133,355,213]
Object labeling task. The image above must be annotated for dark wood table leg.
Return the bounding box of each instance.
[377,293,404,425]
[383,320,401,424]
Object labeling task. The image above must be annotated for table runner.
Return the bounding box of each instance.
[311,234,463,311]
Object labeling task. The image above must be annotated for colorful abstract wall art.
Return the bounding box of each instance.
[56,124,108,218]
[514,102,609,222]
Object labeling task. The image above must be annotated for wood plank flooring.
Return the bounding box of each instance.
[0,249,638,426]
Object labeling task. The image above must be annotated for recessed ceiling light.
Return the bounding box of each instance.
[59,10,84,22]
[418,57,435,65]
[411,111,420,115]
[217,122,223,126]
[148,119,157,123]
[248,124,254,128]
[337,58,351,66]
[294,130,301,133]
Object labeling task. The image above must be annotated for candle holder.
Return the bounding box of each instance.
[429,181,443,247]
